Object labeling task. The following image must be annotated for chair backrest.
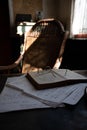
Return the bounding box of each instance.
[22,18,69,73]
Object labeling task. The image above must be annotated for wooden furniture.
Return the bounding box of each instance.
[0,55,23,74]
[0,18,69,74]
[22,18,69,73]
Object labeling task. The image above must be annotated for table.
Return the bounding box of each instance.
[0,97,87,130]
[0,71,87,130]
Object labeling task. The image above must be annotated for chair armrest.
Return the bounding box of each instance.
[0,54,23,70]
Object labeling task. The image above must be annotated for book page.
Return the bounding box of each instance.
[0,85,49,113]
[29,69,66,84]
[63,84,86,105]
[28,69,87,85]
[54,69,87,79]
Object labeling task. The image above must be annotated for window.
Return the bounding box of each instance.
[71,0,87,38]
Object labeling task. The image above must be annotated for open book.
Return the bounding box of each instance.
[26,69,87,89]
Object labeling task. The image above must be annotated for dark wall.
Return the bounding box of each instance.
[0,0,12,65]
[60,39,87,70]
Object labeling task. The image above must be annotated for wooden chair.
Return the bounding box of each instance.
[0,54,23,74]
[22,18,69,73]
[0,18,69,74]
